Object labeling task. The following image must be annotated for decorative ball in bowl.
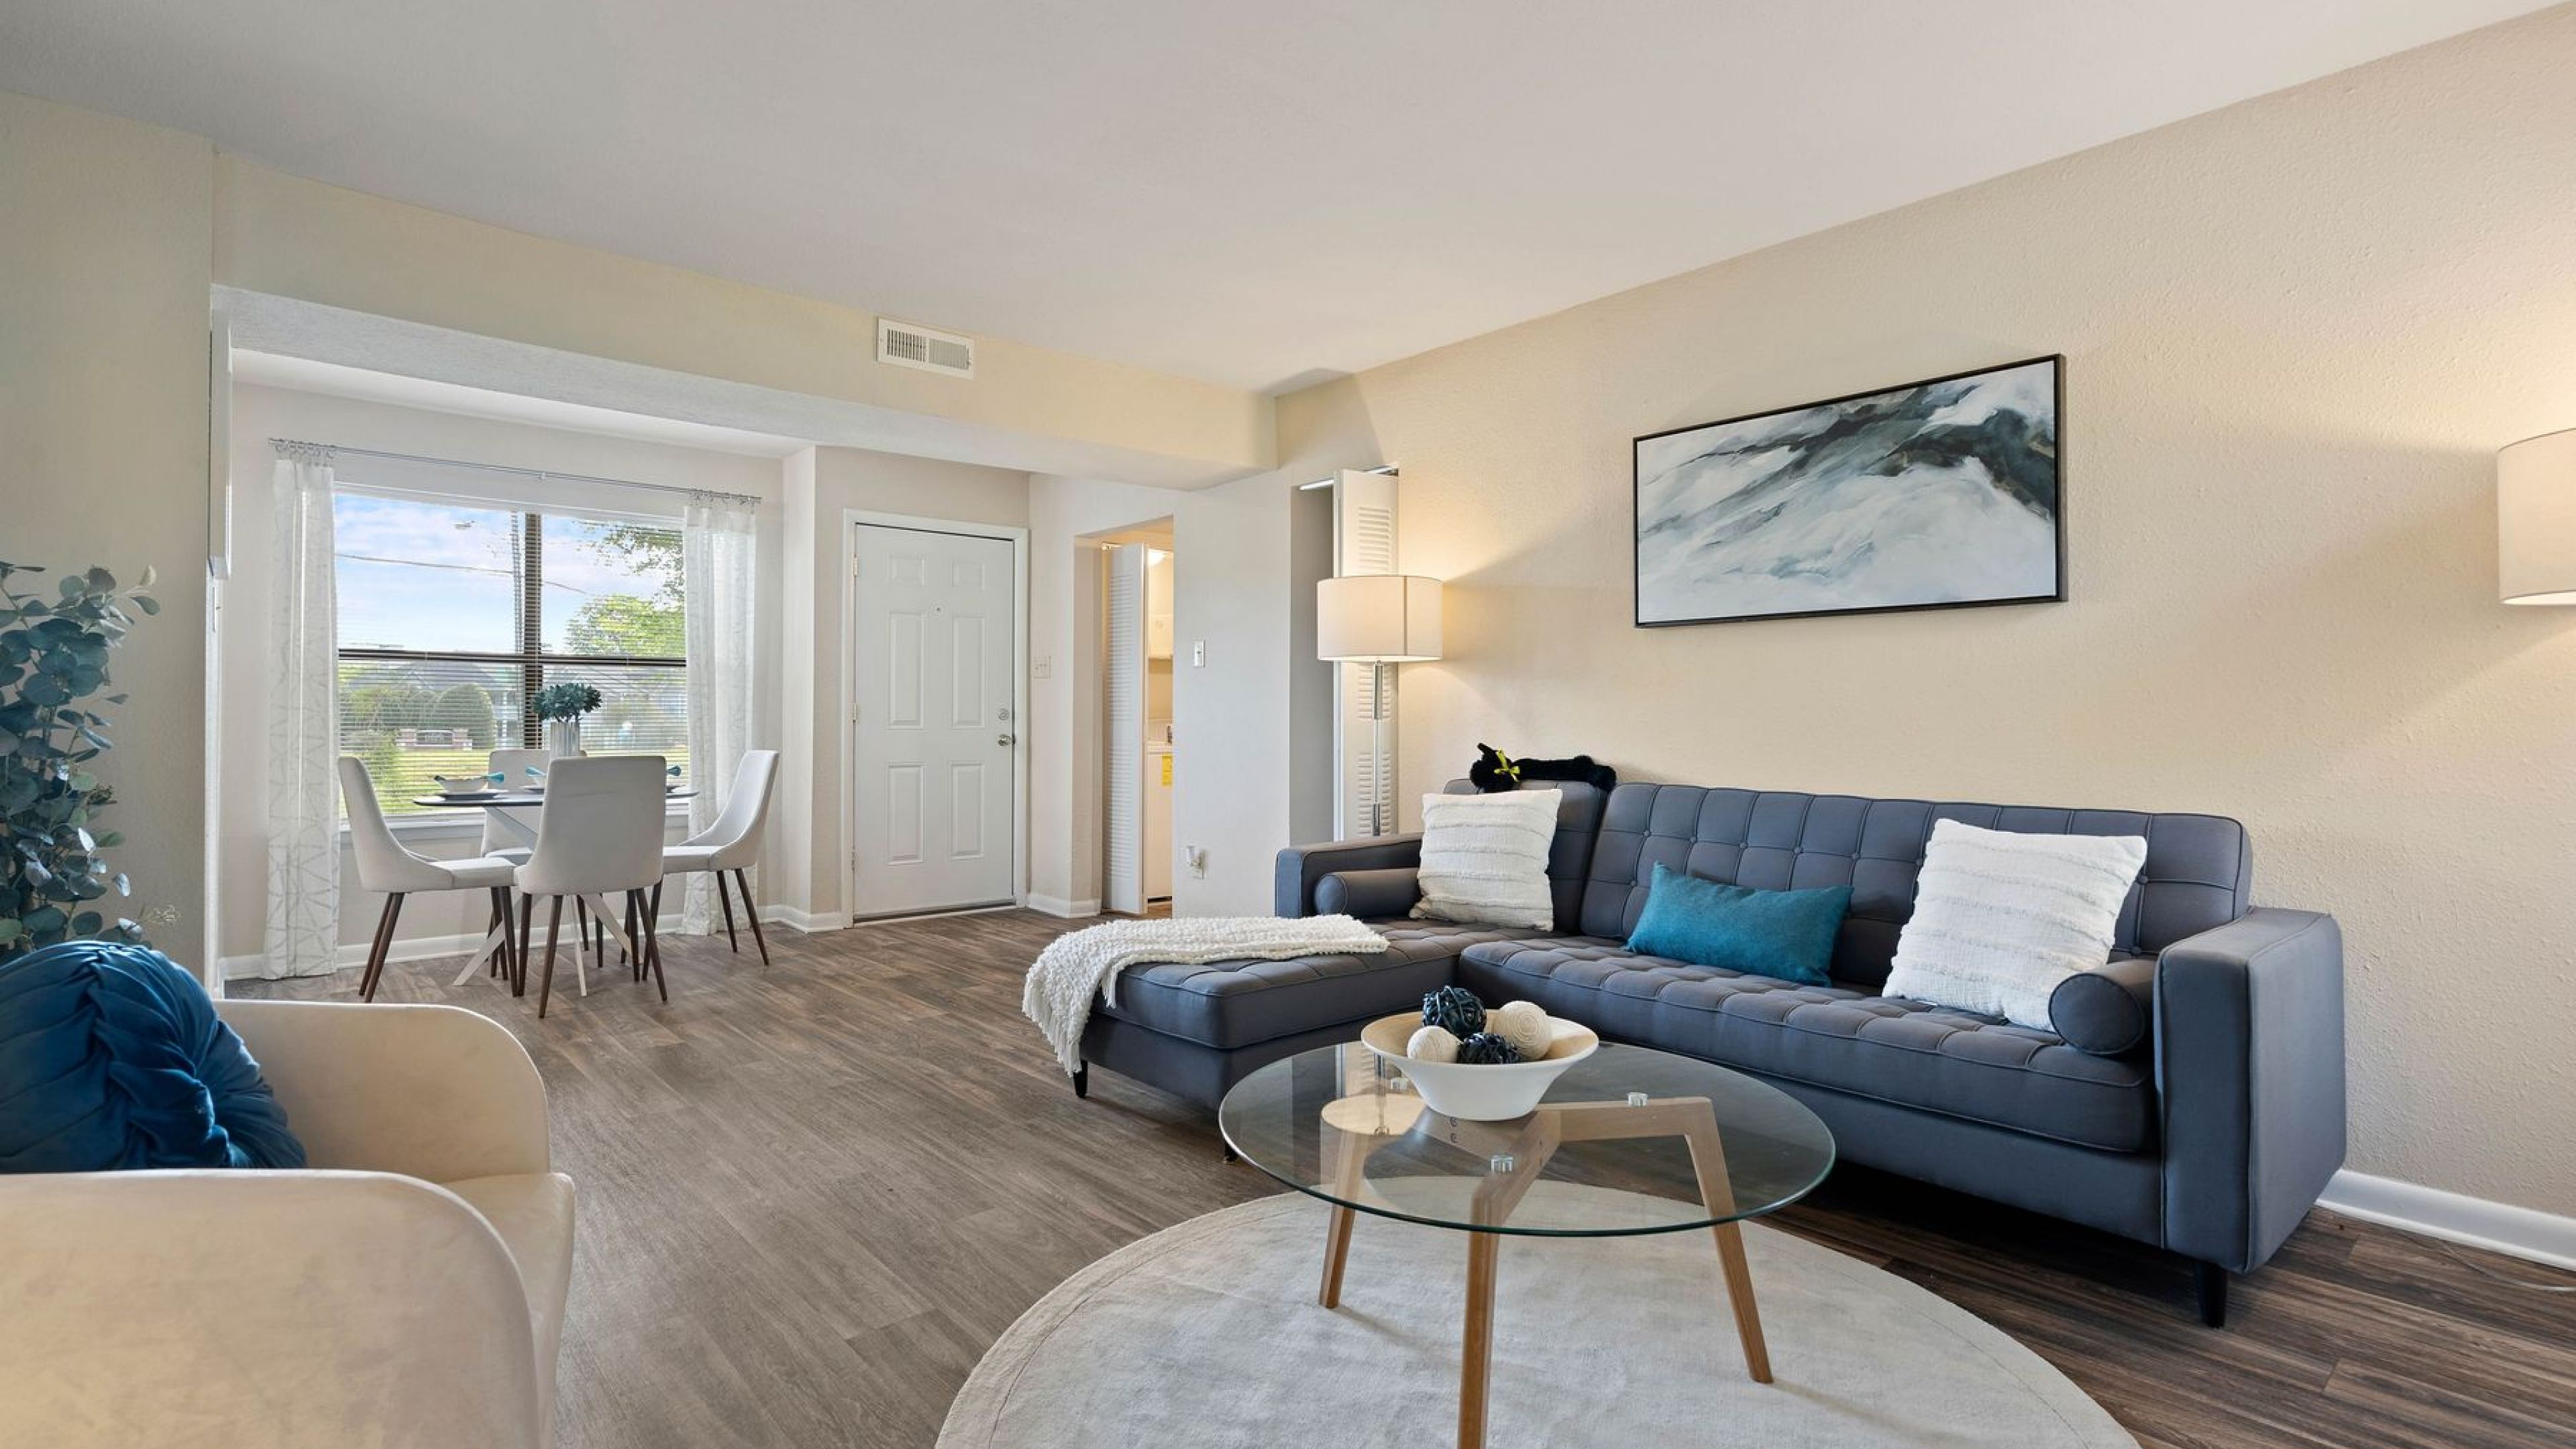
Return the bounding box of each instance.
[1361,996,1599,1122]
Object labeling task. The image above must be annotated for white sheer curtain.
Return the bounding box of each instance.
[681,493,758,933]
[259,448,340,978]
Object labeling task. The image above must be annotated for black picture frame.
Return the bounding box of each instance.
[1631,354,2065,628]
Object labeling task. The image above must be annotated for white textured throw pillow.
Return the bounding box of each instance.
[1882,820,2149,1030]
[1411,788,1562,931]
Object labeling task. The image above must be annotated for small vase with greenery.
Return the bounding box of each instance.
[0,561,158,959]
[533,681,603,757]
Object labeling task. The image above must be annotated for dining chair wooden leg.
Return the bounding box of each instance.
[498,888,521,992]
[484,891,504,977]
[519,892,540,1005]
[643,885,669,1002]
[488,888,515,978]
[360,894,402,1002]
[736,869,770,966]
[623,894,637,969]
[714,871,740,953]
[574,896,591,966]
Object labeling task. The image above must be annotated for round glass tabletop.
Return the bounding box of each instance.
[1218,1040,1836,1238]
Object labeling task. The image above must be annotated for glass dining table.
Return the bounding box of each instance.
[405,786,695,992]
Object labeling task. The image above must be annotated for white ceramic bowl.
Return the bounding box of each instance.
[434,777,493,798]
[1360,1012,1599,1121]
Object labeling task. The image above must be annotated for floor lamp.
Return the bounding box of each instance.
[1316,574,1444,837]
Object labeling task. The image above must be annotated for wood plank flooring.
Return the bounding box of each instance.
[232,910,2576,1449]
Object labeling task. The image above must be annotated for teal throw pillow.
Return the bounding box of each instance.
[1625,863,1851,986]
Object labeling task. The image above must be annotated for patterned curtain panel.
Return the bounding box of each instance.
[680,494,757,933]
[259,449,341,978]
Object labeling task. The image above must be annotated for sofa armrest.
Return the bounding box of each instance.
[1275,834,1424,916]
[1314,867,1421,920]
[219,999,551,1183]
[2155,908,2346,1273]
[0,1170,541,1449]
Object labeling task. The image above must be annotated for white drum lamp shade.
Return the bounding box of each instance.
[2500,429,2576,604]
[1316,575,1443,661]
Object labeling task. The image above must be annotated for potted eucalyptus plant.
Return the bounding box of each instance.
[533,681,603,757]
[0,561,157,959]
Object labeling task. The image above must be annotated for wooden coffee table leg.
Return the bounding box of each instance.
[1709,1221,1772,1382]
[1459,1230,1499,1449]
[1318,1122,1363,1308]
[1319,1203,1356,1308]
[1680,1101,1772,1383]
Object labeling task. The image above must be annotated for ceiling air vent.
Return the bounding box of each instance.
[877,317,975,378]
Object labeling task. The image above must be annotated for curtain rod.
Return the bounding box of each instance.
[270,438,764,506]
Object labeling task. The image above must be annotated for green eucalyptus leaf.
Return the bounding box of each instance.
[70,910,101,936]
[0,918,21,943]
[131,595,160,616]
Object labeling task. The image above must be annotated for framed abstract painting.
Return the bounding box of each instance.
[1632,355,2063,627]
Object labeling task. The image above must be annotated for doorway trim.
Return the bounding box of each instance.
[842,509,1030,922]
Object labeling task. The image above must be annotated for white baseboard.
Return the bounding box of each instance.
[1024,894,1099,918]
[759,904,843,934]
[221,911,693,981]
[2318,1168,2576,1272]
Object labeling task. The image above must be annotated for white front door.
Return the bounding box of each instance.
[851,523,1018,916]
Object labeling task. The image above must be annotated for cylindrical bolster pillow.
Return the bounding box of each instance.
[1313,868,1422,920]
[2047,955,2157,1057]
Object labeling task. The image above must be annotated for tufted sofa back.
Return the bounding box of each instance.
[1574,784,2252,987]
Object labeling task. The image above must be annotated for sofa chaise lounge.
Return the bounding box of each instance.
[1077,779,2346,1326]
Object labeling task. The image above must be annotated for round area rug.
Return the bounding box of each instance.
[941,1187,2134,1449]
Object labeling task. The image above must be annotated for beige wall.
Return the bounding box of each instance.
[0,93,214,963]
[214,383,786,970]
[1274,8,2576,1213]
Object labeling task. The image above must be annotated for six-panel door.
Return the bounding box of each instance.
[851,523,1017,917]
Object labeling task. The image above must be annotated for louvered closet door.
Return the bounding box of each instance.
[1332,470,1398,838]
[852,524,1017,917]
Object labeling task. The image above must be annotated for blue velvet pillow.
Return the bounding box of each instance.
[1626,863,1852,986]
[0,941,304,1173]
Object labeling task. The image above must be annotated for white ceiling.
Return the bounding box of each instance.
[3,1,2553,392]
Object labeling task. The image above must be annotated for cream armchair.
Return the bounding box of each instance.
[0,999,575,1449]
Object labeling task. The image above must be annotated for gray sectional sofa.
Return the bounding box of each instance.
[1076,780,2347,1326]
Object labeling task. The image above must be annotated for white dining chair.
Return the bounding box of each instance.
[478,747,552,864]
[338,757,523,1002]
[662,749,780,965]
[515,754,670,1017]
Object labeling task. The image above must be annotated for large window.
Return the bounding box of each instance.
[334,490,688,815]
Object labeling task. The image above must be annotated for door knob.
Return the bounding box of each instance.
[997,733,1017,747]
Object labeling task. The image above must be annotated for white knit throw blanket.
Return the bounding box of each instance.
[1022,915,1389,1077]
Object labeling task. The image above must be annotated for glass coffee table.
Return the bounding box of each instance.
[1218,1040,1837,1449]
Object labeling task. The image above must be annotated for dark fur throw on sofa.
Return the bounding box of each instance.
[1468,744,1617,795]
